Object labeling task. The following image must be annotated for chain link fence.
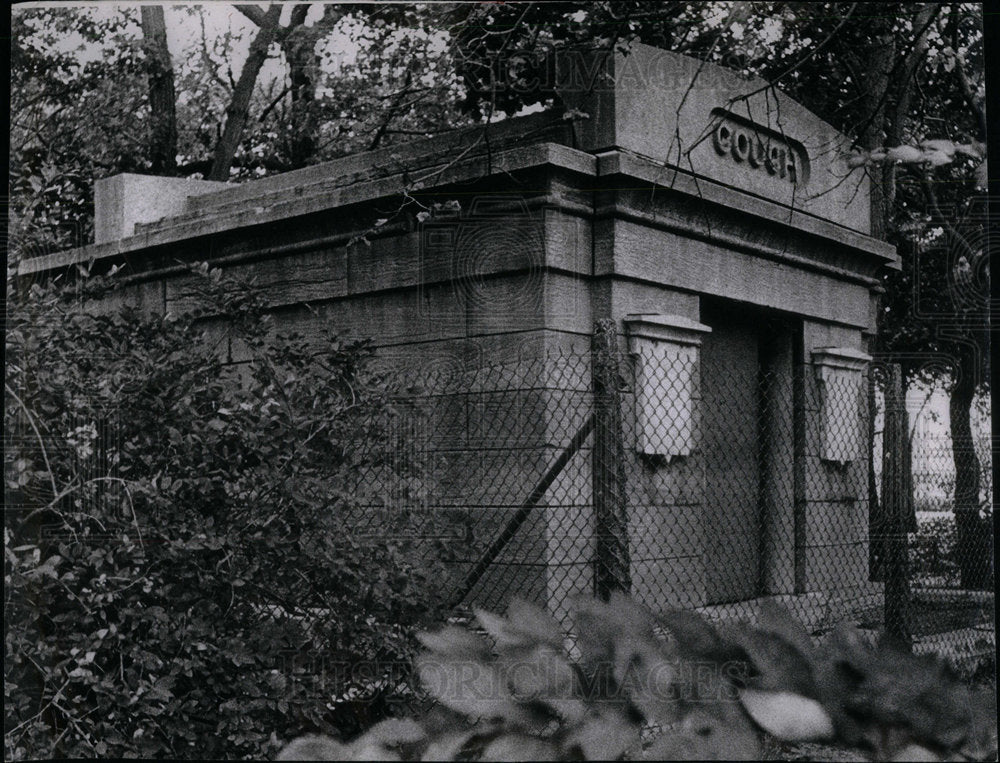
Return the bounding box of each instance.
[868,364,994,673]
[911,436,993,514]
[8,318,992,749]
[343,328,993,679]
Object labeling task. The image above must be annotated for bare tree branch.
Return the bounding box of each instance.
[198,11,233,94]
[737,3,859,104]
[259,84,293,124]
[848,4,944,151]
[921,172,976,263]
[208,5,283,180]
[950,6,987,140]
[6,383,60,502]
[234,4,267,28]
[884,3,938,205]
[369,70,415,150]
[140,5,178,175]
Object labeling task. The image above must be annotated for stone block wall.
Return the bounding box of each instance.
[798,322,881,603]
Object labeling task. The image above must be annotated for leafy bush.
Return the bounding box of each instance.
[280,594,998,761]
[5,268,454,759]
[910,514,960,581]
[909,506,995,589]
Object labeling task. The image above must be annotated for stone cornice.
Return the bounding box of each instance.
[595,150,899,268]
[18,142,596,278]
[811,346,873,373]
[624,314,712,347]
[19,146,898,284]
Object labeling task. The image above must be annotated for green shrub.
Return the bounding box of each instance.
[5,268,453,758]
[910,514,959,580]
[278,595,998,761]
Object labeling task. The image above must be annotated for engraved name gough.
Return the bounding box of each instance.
[710,109,809,186]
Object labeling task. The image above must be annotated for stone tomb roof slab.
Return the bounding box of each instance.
[555,43,873,235]
[20,47,897,280]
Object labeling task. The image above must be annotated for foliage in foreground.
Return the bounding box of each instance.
[280,594,998,762]
[5,269,453,759]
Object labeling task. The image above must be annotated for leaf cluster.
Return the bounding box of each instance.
[5,269,455,759]
[10,8,150,256]
[280,594,997,761]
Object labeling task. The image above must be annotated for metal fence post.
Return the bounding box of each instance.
[868,368,886,582]
[882,363,912,649]
[448,415,595,609]
[592,319,631,598]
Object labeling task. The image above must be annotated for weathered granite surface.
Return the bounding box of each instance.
[94,174,230,243]
[556,43,871,234]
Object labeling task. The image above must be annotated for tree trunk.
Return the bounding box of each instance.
[903,399,917,533]
[949,365,990,589]
[883,3,937,209]
[882,364,911,649]
[862,12,897,583]
[591,319,630,599]
[207,6,283,181]
[859,9,895,240]
[282,4,318,168]
[869,368,886,581]
[140,6,178,175]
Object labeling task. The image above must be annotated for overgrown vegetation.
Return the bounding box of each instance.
[911,514,962,583]
[4,269,453,759]
[279,594,998,761]
[909,509,994,587]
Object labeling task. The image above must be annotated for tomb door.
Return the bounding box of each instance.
[700,303,765,603]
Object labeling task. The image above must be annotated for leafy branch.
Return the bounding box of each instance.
[279,594,997,761]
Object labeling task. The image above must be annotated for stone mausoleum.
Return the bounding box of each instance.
[21,44,900,625]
